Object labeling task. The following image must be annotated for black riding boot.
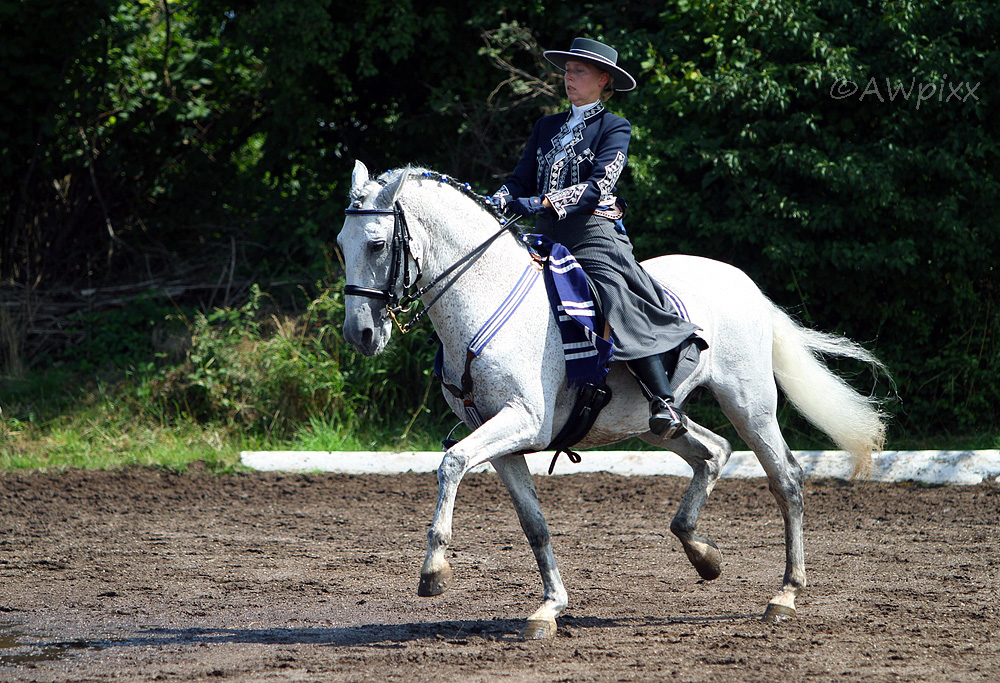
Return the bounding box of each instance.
[627,352,687,439]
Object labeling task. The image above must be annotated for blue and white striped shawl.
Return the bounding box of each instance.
[528,234,615,388]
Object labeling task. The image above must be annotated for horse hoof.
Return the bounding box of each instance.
[684,538,723,581]
[519,617,557,640]
[417,566,453,597]
[762,603,796,623]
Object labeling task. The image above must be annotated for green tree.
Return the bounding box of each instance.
[2,0,997,442]
[617,0,999,437]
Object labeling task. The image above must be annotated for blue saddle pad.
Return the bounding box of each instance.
[525,234,616,388]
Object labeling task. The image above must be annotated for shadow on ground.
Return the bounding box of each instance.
[1,612,754,665]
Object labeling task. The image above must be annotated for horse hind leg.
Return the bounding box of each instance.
[492,454,567,639]
[757,424,806,623]
[642,419,732,581]
[724,404,806,622]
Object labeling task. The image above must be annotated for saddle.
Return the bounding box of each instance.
[436,235,702,470]
[527,235,705,470]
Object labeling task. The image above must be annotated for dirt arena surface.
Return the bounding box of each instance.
[1,464,997,682]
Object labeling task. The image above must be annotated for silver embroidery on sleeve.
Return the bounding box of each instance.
[596,150,626,203]
[547,183,588,219]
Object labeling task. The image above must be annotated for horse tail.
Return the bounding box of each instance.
[769,304,888,478]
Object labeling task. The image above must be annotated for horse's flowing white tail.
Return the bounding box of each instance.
[770,304,887,477]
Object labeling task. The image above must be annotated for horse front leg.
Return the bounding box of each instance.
[492,453,567,639]
[417,402,541,600]
[416,453,459,597]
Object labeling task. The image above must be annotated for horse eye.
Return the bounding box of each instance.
[369,240,387,253]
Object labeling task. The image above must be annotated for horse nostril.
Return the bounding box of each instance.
[344,318,378,355]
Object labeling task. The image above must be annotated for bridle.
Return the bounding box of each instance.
[343,171,519,334]
[343,200,417,309]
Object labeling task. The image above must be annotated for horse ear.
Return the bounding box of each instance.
[350,160,369,200]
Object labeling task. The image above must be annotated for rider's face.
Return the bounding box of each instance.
[563,60,608,106]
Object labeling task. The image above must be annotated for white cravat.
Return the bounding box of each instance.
[559,100,601,149]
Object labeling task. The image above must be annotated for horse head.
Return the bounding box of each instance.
[338,160,517,356]
[337,161,424,356]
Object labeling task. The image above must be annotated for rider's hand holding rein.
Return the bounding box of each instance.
[487,193,552,216]
[507,196,550,216]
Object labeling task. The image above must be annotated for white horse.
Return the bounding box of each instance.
[337,161,887,639]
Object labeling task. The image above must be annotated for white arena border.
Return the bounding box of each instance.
[241,449,1000,486]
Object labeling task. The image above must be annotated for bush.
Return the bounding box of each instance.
[154,283,451,441]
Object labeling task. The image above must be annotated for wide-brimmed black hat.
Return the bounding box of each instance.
[543,37,636,92]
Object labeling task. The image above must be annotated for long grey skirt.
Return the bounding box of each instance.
[535,212,700,362]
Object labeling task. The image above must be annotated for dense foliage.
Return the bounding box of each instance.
[2,0,997,444]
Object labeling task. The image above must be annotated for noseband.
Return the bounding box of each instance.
[343,172,519,334]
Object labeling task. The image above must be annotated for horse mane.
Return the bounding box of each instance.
[367,165,512,227]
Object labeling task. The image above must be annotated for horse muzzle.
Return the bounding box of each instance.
[343,309,391,357]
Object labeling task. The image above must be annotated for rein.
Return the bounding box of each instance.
[343,171,520,334]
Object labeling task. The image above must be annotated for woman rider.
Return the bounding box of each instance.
[490,37,701,438]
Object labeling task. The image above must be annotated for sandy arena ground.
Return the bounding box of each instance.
[1,465,997,682]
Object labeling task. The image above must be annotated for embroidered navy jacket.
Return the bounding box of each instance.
[497,101,630,220]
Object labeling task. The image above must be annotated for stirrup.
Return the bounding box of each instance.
[649,397,687,439]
